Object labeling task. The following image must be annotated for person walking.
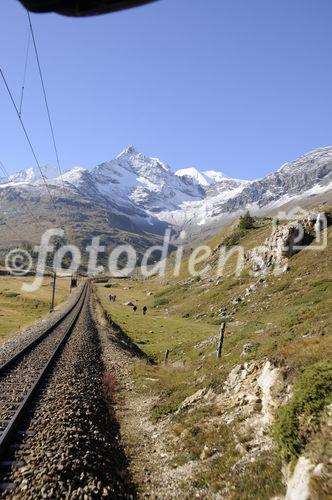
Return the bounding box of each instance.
[142,305,147,315]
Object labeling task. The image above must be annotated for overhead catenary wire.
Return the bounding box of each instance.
[27,11,66,194]
[0,67,63,229]
[19,25,31,117]
[2,218,22,240]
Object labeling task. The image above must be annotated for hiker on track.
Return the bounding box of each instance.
[143,305,147,315]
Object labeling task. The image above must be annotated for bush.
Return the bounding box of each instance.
[223,229,246,247]
[274,361,332,463]
[239,211,255,230]
[233,451,284,499]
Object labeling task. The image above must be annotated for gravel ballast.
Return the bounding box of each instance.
[0,288,136,499]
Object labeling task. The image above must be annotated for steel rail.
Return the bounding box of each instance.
[0,282,86,377]
[0,282,89,462]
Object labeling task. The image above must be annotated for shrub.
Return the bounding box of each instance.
[233,451,284,499]
[311,279,332,292]
[239,211,255,230]
[274,361,332,463]
[223,229,246,247]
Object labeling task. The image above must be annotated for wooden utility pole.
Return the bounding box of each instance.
[50,271,57,311]
[217,321,226,359]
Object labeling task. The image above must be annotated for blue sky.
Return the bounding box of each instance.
[0,0,331,180]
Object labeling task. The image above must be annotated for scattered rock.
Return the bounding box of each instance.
[172,361,185,369]
[235,443,246,455]
[200,445,212,460]
[241,342,256,356]
[232,297,243,305]
[176,388,207,414]
[194,336,218,349]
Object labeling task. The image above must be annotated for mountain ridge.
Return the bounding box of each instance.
[0,146,331,249]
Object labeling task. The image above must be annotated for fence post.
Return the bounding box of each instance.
[50,271,57,312]
[217,322,226,359]
[164,349,170,365]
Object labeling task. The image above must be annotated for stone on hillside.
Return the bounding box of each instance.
[241,342,255,356]
[172,361,185,369]
[235,443,247,455]
[176,388,207,413]
[232,297,243,304]
[200,445,215,460]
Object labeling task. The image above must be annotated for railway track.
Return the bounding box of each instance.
[0,281,89,493]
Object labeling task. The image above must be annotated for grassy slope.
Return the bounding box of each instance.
[97,220,331,369]
[95,218,332,497]
[0,275,72,343]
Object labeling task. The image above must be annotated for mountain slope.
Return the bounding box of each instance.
[0,146,331,252]
[163,147,332,239]
[92,146,204,213]
[94,214,332,498]
[222,146,332,213]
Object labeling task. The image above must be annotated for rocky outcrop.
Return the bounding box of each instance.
[215,360,291,439]
[285,457,315,500]
[244,211,331,274]
[177,359,291,457]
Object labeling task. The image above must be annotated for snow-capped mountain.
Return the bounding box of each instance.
[59,146,251,228]
[175,167,234,186]
[1,146,331,247]
[163,146,332,233]
[214,146,332,216]
[4,165,59,185]
[203,170,227,183]
[175,168,214,186]
[91,146,204,213]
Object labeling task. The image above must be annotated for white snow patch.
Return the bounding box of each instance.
[61,167,87,184]
[203,170,226,183]
[175,167,214,186]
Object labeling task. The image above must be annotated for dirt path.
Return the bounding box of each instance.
[93,296,198,499]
